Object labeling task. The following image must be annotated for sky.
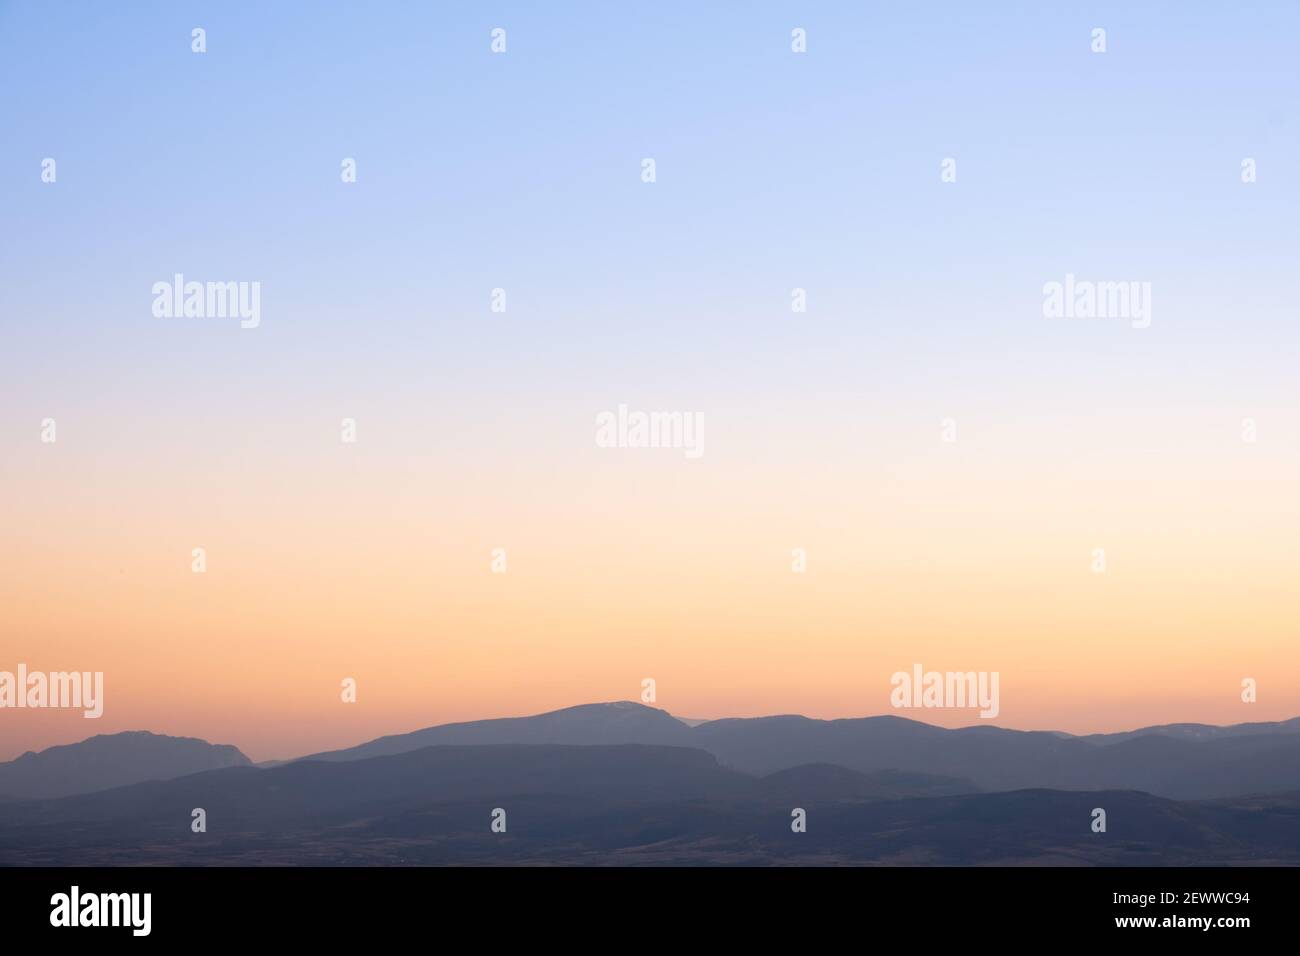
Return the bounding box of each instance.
[2,1,1298,762]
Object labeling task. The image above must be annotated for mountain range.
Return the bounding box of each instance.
[3,703,1299,865]
[0,731,250,800]
[298,702,1300,799]
[2,741,1297,866]
[6,703,1300,801]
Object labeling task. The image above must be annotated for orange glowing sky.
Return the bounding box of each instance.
[4,1,1298,763]
[4,393,1298,762]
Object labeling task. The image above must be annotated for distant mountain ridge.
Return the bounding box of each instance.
[6,707,1300,866]
[304,701,692,762]
[0,731,251,800]
[2,742,1297,866]
[1077,716,1300,746]
[295,702,1300,800]
[8,705,1300,804]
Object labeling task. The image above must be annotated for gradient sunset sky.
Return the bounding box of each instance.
[2,2,1298,762]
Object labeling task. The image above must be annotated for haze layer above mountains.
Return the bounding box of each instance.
[5,704,1300,865]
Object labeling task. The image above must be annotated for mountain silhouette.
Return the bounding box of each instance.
[304,701,691,762]
[1078,716,1300,745]
[11,705,1300,804]
[2,742,1297,866]
[0,731,251,800]
[297,702,1300,799]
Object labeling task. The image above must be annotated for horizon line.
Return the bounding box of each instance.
[7,699,1297,766]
